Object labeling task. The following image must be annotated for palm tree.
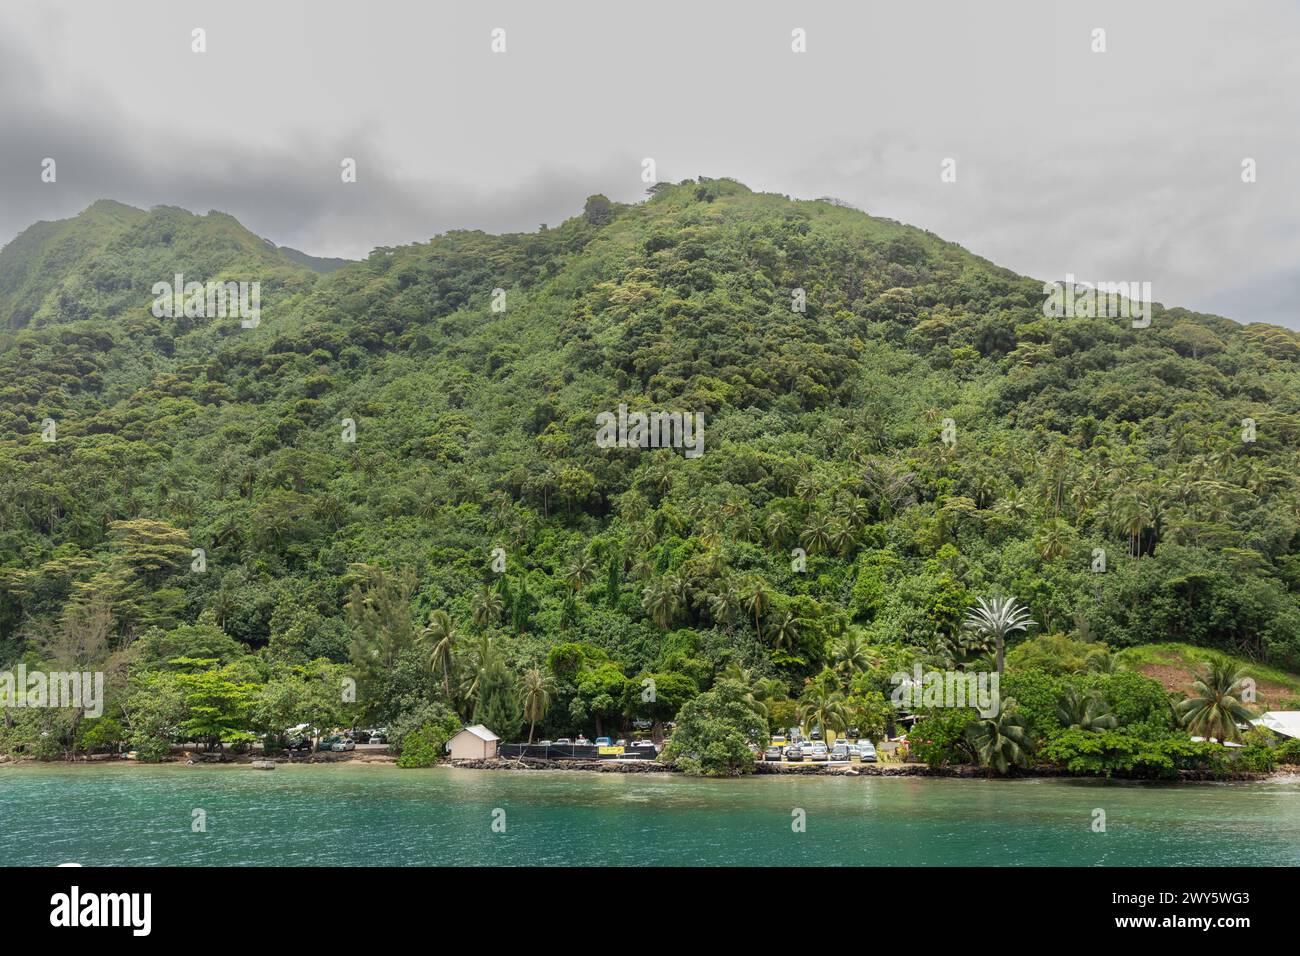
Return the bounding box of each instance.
[768,610,800,651]
[798,682,848,742]
[423,610,459,701]
[1057,686,1118,730]
[765,510,794,547]
[1176,660,1255,744]
[742,575,771,634]
[827,518,857,556]
[564,553,598,593]
[641,579,680,630]
[708,580,741,624]
[721,664,787,720]
[801,513,833,555]
[831,631,871,682]
[471,585,504,630]
[963,595,1036,674]
[964,698,1034,775]
[459,632,505,709]
[518,667,554,743]
[1086,649,1120,674]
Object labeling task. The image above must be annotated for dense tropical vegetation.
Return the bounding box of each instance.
[1,179,1298,774]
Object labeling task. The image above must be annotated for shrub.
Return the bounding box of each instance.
[1275,737,1300,765]
[396,716,460,769]
[662,678,764,777]
[1038,730,1230,779]
[907,707,976,768]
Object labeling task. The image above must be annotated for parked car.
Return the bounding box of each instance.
[537,740,553,747]
[857,741,878,763]
[809,743,829,761]
[595,737,613,747]
[555,738,572,746]
[367,734,387,745]
[784,744,804,761]
[331,738,356,752]
[763,746,783,761]
[283,736,312,752]
[831,741,851,760]
[317,735,342,752]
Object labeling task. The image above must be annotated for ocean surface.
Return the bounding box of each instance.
[2,763,1298,866]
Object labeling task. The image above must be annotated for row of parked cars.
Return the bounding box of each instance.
[279,729,388,752]
[762,739,878,763]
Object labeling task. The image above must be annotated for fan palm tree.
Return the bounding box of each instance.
[964,698,1034,775]
[423,610,460,701]
[1056,686,1118,730]
[1176,660,1255,744]
[519,667,554,743]
[963,595,1036,674]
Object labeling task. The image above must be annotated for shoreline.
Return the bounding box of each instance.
[4,751,1294,782]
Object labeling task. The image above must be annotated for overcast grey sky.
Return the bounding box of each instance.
[1,0,1297,327]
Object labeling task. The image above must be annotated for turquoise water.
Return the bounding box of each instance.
[2,763,1298,866]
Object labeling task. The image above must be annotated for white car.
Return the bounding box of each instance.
[856,741,878,762]
[330,739,356,752]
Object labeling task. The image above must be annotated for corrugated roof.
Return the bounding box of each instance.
[1252,711,1300,739]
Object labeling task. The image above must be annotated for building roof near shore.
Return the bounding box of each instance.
[458,724,500,742]
[1252,711,1300,739]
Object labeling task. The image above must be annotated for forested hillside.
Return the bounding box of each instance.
[2,178,1298,769]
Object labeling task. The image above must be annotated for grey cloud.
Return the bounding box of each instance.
[1,0,1298,327]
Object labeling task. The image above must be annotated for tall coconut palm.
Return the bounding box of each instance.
[801,513,833,555]
[831,631,871,682]
[641,578,680,630]
[459,632,506,710]
[470,585,504,630]
[963,595,1036,675]
[721,664,787,720]
[1176,660,1255,744]
[765,509,794,547]
[708,580,741,625]
[768,610,800,652]
[518,667,554,743]
[423,609,459,701]
[564,553,598,593]
[798,681,849,742]
[964,699,1034,775]
[742,575,771,634]
[1056,686,1118,731]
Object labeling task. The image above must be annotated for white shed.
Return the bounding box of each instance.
[446,724,500,760]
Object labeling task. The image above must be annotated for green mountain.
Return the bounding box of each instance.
[2,178,1298,767]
